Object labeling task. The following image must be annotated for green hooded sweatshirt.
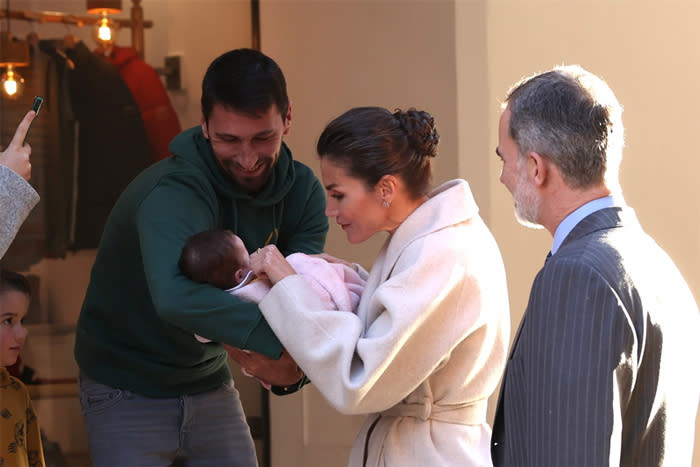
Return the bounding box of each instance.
[74,126,328,397]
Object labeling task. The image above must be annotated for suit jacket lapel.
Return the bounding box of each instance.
[493,205,642,462]
[558,206,640,251]
[506,207,639,362]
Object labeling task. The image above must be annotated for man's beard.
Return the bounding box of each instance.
[218,154,275,195]
[513,173,544,230]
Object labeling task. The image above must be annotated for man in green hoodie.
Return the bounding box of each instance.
[73,48,328,466]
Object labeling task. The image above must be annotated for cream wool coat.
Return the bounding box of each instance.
[259,179,510,466]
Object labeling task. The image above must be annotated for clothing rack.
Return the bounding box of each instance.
[0,0,152,58]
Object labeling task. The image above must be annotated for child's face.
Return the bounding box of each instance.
[0,290,29,367]
[229,234,251,277]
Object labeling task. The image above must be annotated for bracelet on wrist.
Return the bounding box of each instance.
[271,373,308,395]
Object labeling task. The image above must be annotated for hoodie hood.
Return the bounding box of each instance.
[168,126,296,207]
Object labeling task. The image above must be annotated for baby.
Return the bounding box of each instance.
[179,229,366,343]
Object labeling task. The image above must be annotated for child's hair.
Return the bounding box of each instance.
[0,269,31,296]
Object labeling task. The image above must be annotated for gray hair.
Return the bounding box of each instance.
[503,65,624,190]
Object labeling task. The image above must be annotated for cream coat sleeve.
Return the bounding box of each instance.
[0,165,39,258]
[258,222,500,415]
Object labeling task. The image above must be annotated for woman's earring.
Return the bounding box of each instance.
[382,200,390,208]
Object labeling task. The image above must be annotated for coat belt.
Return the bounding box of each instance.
[380,396,487,425]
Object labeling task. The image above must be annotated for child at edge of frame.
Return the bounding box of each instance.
[0,268,45,467]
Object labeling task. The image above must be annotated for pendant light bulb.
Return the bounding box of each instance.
[93,13,119,47]
[1,65,24,99]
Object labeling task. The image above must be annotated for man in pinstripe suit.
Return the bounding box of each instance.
[491,65,700,466]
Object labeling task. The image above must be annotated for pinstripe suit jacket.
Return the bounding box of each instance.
[492,207,700,466]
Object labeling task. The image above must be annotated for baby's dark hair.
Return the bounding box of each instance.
[0,269,31,296]
[179,229,245,289]
[316,107,439,198]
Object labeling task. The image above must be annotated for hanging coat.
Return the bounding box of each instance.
[102,45,181,162]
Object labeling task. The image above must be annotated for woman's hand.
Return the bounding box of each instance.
[250,245,296,285]
[0,110,35,181]
[225,346,303,387]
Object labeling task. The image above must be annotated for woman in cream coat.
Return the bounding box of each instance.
[0,111,40,258]
[244,107,510,466]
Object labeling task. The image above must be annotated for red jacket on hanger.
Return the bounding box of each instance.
[100,45,181,162]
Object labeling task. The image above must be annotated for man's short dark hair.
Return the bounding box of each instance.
[201,48,289,122]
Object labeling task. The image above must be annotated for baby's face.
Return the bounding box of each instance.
[229,234,250,275]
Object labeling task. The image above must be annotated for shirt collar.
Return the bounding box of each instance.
[551,194,625,254]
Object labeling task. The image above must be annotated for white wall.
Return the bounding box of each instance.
[151,0,253,128]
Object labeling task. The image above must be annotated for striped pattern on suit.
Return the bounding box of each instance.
[491,207,700,466]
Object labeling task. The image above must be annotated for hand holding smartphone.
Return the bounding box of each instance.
[0,99,42,180]
[23,96,43,145]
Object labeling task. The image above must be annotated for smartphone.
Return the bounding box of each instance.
[24,96,43,145]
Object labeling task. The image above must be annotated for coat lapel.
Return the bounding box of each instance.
[379,180,479,284]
